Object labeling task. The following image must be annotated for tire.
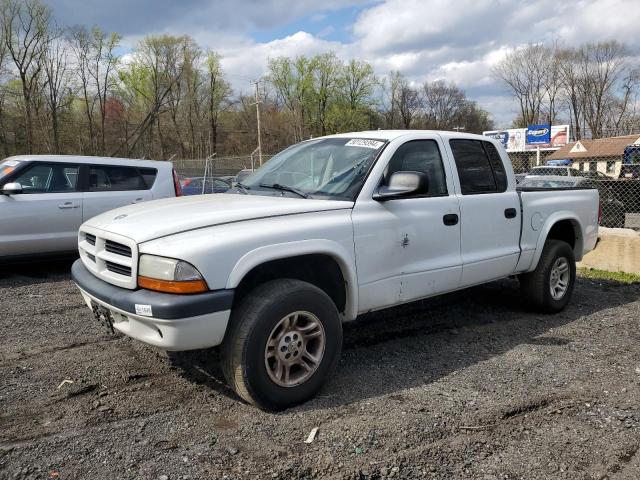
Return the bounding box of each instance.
[519,239,576,313]
[221,279,342,411]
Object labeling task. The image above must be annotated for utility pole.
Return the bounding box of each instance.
[252,80,263,166]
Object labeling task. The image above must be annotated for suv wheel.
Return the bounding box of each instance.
[221,279,342,410]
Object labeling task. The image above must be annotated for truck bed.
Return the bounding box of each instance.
[515,187,599,272]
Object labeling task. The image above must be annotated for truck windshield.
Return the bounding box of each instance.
[238,137,387,200]
[0,159,22,182]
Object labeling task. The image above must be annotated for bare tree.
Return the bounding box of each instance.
[422,80,466,129]
[42,25,72,153]
[379,71,403,129]
[579,41,630,138]
[395,74,420,128]
[69,26,96,153]
[494,43,551,127]
[1,0,51,151]
[204,50,231,155]
[0,14,10,156]
[557,47,584,139]
[88,27,120,154]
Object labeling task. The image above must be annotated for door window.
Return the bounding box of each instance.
[382,140,447,196]
[88,166,146,191]
[13,163,79,193]
[483,142,507,191]
[449,139,507,194]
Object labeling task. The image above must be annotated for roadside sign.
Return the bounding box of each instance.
[526,124,551,145]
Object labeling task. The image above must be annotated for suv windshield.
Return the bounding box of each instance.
[0,159,23,182]
[238,137,387,200]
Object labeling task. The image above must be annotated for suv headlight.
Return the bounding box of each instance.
[138,254,208,294]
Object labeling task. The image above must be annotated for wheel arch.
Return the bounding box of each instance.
[226,240,358,321]
[530,213,584,270]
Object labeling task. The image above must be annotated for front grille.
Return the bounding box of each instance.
[79,228,137,289]
[105,240,132,258]
[106,261,132,277]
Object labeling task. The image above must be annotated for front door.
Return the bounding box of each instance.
[0,162,82,256]
[352,137,462,313]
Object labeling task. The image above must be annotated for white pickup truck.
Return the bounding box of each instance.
[72,131,599,410]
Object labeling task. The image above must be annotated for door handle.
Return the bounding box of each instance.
[443,213,459,226]
[58,202,77,209]
[504,208,517,219]
[130,197,144,204]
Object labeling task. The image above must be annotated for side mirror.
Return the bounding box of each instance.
[1,182,23,195]
[373,171,428,201]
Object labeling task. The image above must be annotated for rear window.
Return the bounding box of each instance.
[88,166,155,192]
[139,168,157,189]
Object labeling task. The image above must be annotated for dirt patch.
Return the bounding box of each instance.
[1,261,640,479]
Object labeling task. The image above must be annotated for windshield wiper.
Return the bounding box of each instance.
[259,183,310,198]
[235,182,251,194]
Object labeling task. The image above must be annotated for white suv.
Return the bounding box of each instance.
[0,155,181,263]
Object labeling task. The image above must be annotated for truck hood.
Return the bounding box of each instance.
[84,193,354,243]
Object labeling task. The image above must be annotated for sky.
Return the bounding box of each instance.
[48,0,640,127]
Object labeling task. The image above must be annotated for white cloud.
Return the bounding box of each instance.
[62,0,640,127]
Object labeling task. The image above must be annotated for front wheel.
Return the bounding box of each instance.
[221,279,342,410]
[519,239,576,313]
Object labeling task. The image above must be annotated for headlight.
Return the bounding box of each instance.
[138,254,208,294]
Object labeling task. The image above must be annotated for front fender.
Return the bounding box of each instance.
[226,239,359,321]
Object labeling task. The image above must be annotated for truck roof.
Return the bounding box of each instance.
[328,130,490,142]
[3,154,172,168]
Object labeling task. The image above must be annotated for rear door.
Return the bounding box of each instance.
[447,139,521,286]
[0,161,82,256]
[81,164,154,222]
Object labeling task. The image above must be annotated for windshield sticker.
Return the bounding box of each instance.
[345,139,384,149]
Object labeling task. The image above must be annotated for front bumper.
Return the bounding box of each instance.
[72,259,233,351]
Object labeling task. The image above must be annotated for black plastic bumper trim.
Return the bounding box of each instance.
[71,259,234,320]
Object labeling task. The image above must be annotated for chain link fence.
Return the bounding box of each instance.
[508,138,640,230]
[172,140,640,232]
[173,154,273,193]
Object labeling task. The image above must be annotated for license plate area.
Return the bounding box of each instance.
[91,300,115,334]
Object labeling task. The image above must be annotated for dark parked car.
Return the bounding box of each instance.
[234,169,254,185]
[180,176,231,195]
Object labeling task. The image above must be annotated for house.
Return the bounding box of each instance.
[546,134,640,177]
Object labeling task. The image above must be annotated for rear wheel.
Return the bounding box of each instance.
[221,279,342,410]
[520,239,576,313]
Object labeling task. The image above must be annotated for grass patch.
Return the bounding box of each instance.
[578,268,640,284]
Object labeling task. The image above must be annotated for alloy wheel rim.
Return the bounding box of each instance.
[264,311,326,387]
[549,257,570,300]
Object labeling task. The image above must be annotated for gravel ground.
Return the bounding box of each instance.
[1,261,640,480]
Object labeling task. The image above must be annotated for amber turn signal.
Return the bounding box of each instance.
[137,275,208,294]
